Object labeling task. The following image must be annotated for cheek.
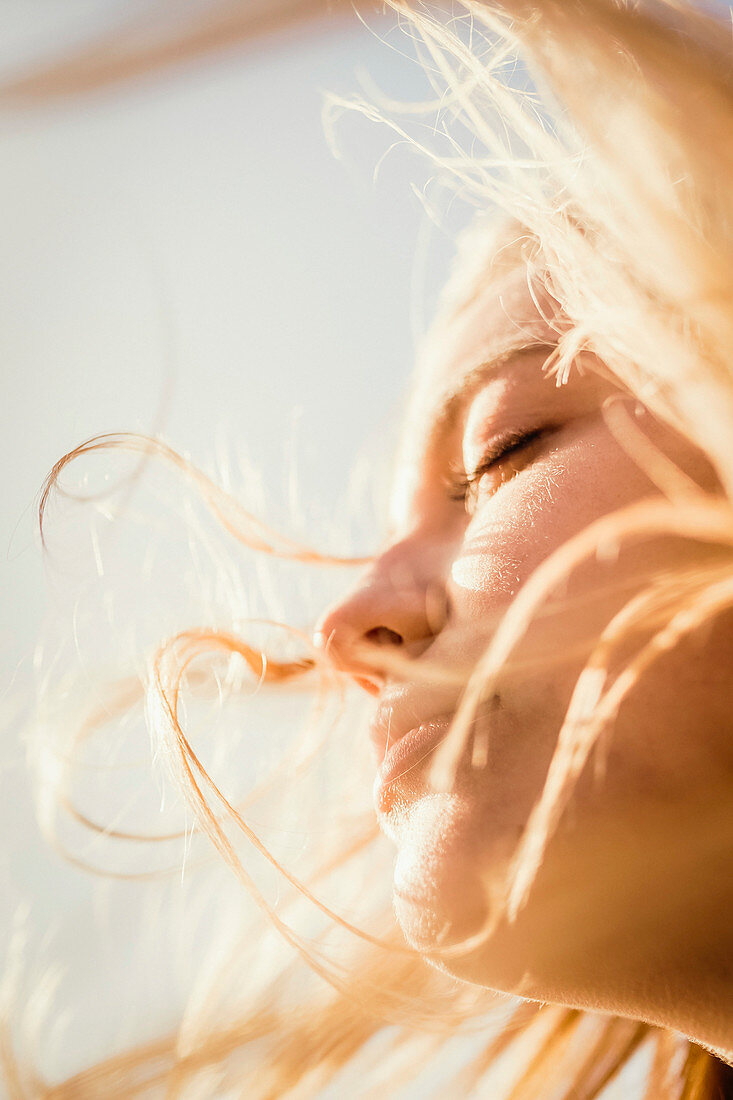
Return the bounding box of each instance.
[448,421,667,610]
[447,460,579,610]
[585,610,733,799]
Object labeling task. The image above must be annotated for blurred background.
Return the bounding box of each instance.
[0,0,459,692]
[0,0,462,1084]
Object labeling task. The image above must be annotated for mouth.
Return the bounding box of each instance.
[370,705,454,814]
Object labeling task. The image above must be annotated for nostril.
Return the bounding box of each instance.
[365,626,403,647]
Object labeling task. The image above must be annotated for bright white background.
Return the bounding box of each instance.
[0,2,456,690]
[0,2,458,1084]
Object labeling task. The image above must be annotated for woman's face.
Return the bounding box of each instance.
[316,251,733,1046]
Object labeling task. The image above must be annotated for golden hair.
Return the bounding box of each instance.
[4,2,733,1097]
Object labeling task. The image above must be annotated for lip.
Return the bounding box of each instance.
[369,687,453,758]
[371,710,453,814]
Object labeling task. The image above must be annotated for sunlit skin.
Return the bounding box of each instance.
[315,256,733,1060]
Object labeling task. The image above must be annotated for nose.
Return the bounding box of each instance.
[314,534,450,694]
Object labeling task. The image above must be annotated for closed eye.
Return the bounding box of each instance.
[446,426,554,511]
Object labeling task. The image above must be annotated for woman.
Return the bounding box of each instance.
[5,1,733,1096]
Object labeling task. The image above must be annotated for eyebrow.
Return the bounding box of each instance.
[426,340,556,450]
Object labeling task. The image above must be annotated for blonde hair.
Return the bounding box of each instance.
[3,2,733,1096]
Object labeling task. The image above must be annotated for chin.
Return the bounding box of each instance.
[388,791,517,964]
[392,842,548,999]
[393,865,534,995]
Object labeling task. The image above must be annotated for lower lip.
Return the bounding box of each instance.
[374,717,450,813]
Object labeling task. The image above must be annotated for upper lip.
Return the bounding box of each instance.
[368,684,458,762]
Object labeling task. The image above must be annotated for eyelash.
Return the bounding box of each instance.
[447,427,551,508]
